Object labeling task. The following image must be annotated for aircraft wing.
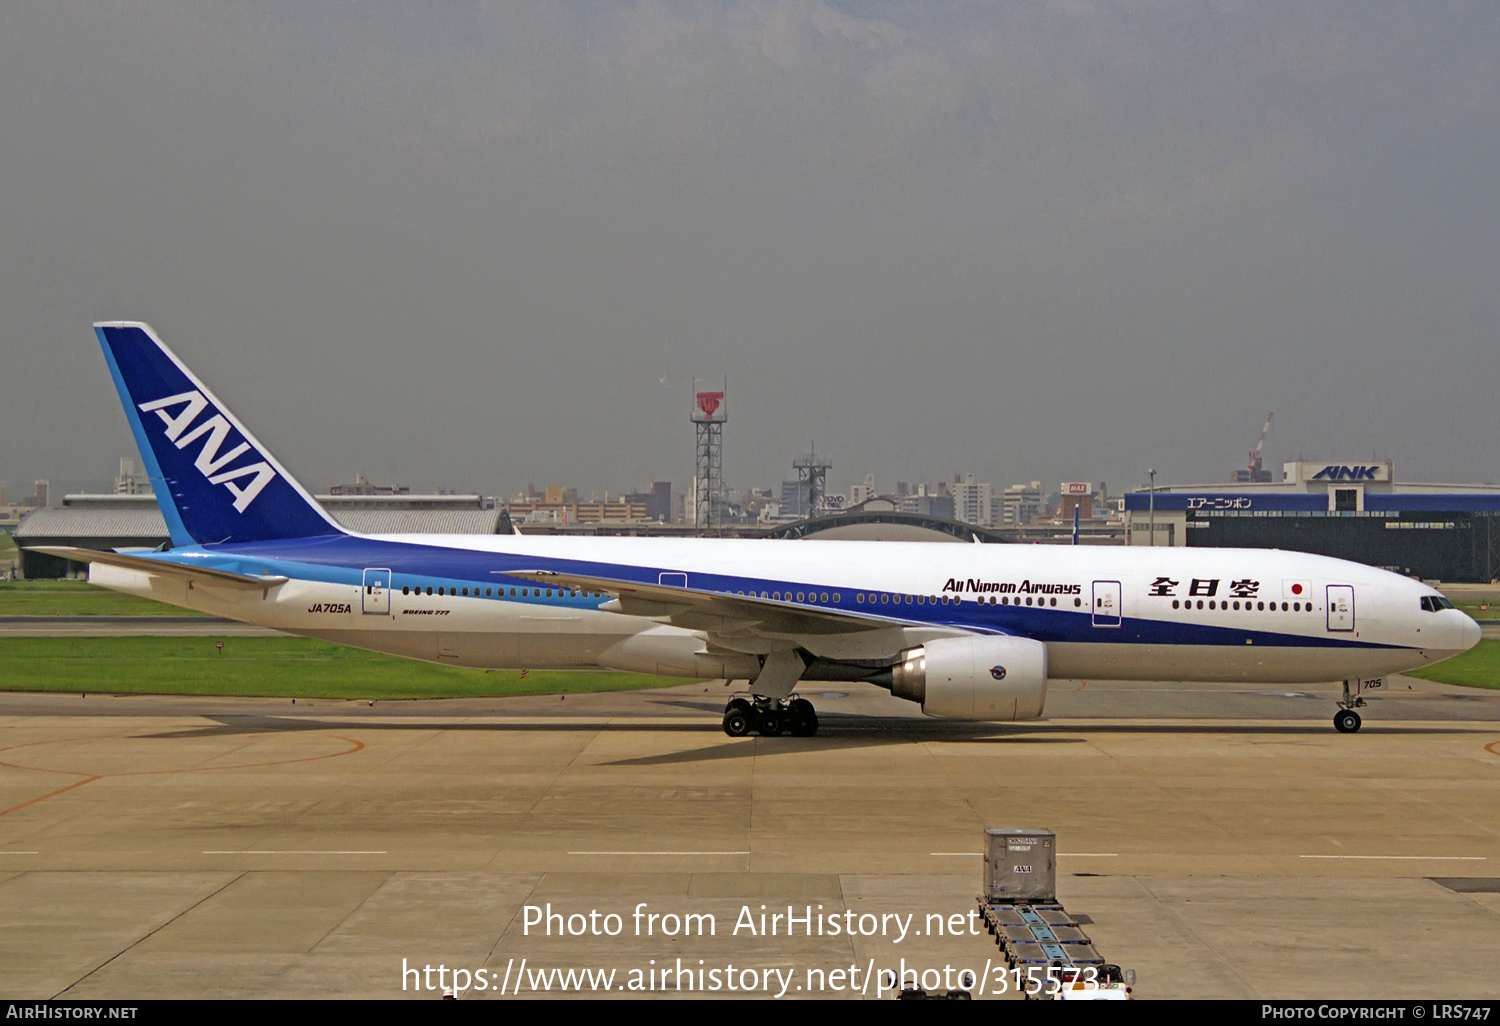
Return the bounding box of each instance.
[31,547,290,591]
[507,568,896,637]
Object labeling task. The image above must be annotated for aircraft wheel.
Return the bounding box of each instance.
[723,700,753,737]
[788,698,818,737]
[757,710,785,737]
[1334,709,1362,733]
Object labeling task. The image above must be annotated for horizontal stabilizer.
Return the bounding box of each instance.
[32,547,289,591]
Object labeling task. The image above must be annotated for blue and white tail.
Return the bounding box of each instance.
[96,321,346,547]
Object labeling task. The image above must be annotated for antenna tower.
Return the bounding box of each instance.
[793,445,832,516]
[691,380,727,532]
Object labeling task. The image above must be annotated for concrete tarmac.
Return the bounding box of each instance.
[1,677,1498,1000]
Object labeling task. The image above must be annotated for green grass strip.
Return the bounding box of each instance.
[1404,639,1500,690]
[0,580,208,617]
[0,636,685,700]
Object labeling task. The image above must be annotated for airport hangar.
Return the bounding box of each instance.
[1125,460,1500,583]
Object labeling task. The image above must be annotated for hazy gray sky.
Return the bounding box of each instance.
[3,1,1497,501]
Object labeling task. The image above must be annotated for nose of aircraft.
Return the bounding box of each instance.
[1460,613,1482,652]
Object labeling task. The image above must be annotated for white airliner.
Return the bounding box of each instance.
[41,323,1481,736]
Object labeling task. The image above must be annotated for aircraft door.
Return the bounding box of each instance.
[1326,585,1354,632]
[362,568,392,614]
[1092,580,1122,627]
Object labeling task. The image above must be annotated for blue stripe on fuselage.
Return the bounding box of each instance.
[148,534,1403,651]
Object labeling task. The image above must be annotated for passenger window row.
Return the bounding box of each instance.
[733,590,841,604]
[1171,599,1313,612]
[399,585,601,599]
[856,593,958,606]
[728,591,1075,610]
[845,593,1076,609]
[858,588,948,606]
[980,595,1072,607]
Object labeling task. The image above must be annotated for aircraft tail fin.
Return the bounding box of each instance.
[95,321,347,546]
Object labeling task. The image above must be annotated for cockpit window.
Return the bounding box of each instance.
[1420,596,1456,612]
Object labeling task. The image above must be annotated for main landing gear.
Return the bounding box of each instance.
[722,695,819,737]
[1333,679,1368,733]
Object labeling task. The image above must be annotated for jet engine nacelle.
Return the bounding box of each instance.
[890,636,1047,721]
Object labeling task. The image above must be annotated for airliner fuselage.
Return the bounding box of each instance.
[88,532,1477,685]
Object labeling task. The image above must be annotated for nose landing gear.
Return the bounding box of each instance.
[1333,679,1371,733]
[722,695,819,737]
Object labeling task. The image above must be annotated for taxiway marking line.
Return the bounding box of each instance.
[1299,855,1486,860]
[0,735,365,818]
[203,850,388,855]
[567,850,749,856]
[929,852,1118,856]
[0,775,101,819]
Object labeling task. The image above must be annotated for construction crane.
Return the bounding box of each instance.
[1243,412,1274,483]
